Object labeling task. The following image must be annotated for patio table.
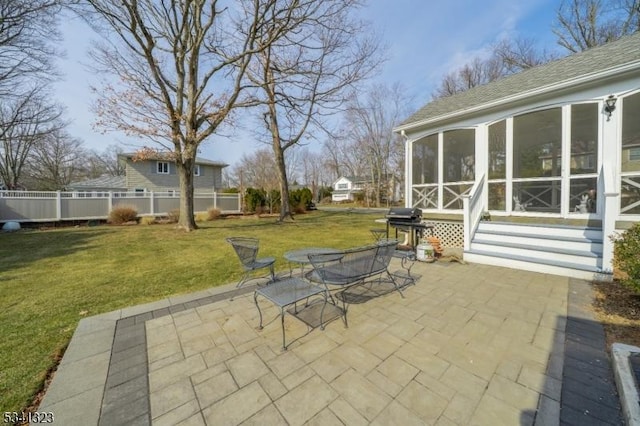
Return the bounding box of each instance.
[254,276,329,350]
[284,247,339,277]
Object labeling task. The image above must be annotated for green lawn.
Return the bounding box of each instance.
[0,211,380,412]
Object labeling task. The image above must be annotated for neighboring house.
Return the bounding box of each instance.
[67,175,127,193]
[394,31,640,280]
[332,175,403,203]
[331,176,368,202]
[69,153,228,194]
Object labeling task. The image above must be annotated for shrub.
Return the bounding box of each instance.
[140,216,156,225]
[167,209,180,223]
[108,205,138,225]
[194,212,209,222]
[613,223,640,293]
[207,207,222,220]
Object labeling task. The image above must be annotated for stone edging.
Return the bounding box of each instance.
[38,282,256,426]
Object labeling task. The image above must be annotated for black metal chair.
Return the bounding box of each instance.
[226,237,275,288]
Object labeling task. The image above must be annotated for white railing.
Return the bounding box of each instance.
[601,164,619,273]
[462,173,486,251]
[0,190,241,223]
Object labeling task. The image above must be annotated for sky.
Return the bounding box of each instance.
[53,0,561,168]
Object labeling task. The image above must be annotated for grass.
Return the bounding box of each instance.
[0,210,381,412]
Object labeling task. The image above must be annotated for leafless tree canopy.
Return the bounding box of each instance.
[433,1,639,99]
[85,145,125,178]
[23,130,87,190]
[554,0,640,53]
[0,0,61,97]
[76,0,326,230]
[334,82,411,206]
[243,0,382,220]
[0,89,65,189]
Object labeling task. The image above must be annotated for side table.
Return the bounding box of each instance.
[254,277,329,350]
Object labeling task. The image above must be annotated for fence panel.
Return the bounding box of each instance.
[61,198,110,219]
[216,194,241,212]
[0,191,241,222]
[154,196,181,215]
[0,198,57,221]
[112,196,152,215]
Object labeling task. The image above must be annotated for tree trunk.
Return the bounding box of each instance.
[274,141,293,222]
[177,159,197,231]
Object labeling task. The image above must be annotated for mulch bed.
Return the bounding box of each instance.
[592,280,640,349]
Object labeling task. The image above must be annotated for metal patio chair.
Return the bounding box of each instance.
[226,237,275,288]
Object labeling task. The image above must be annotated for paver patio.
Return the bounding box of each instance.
[39,259,623,425]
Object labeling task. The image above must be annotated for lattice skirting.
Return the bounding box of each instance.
[423,221,463,248]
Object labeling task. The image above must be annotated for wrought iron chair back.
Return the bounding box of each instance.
[226,237,275,288]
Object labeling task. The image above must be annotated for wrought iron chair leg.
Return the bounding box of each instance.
[254,292,264,330]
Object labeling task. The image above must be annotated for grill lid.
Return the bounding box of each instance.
[386,208,422,220]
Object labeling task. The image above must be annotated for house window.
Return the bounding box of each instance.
[194,165,201,176]
[630,148,640,162]
[157,161,169,174]
[337,183,348,189]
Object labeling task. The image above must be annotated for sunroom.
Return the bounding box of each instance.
[395,31,640,279]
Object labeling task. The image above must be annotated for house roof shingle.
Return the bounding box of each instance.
[396,31,640,132]
[118,153,228,167]
[67,175,126,190]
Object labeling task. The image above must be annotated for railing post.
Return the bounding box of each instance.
[150,191,155,216]
[56,191,62,221]
[462,196,471,251]
[601,165,618,275]
[108,192,113,215]
[213,191,217,210]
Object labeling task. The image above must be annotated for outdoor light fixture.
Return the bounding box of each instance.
[604,95,617,121]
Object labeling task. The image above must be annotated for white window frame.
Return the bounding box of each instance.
[157,161,169,174]
[194,165,201,176]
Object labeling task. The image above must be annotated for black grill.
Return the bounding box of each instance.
[385,208,422,225]
[385,208,430,249]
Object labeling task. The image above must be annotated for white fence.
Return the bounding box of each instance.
[0,191,242,223]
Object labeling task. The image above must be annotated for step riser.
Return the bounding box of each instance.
[470,243,602,268]
[469,223,606,279]
[474,234,603,252]
[478,223,602,240]
[463,252,611,281]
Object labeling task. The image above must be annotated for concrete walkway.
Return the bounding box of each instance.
[39,260,622,425]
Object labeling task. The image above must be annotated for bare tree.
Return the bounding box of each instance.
[23,130,87,190]
[342,83,411,206]
[85,144,125,178]
[493,38,559,73]
[244,0,381,221]
[432,55,505,98]
[75,0,306,231]
[0,88,65,189]
[0,0,61,97]
[298,147,330,201]
[554,0,640,53]
[234,148,287,213]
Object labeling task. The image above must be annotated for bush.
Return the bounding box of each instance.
[108,205,138,225]
[167,209,180,223]
[140,216,156,225]
[613,223,640,292]
[207,207,222,220]
[194,212,209,222]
